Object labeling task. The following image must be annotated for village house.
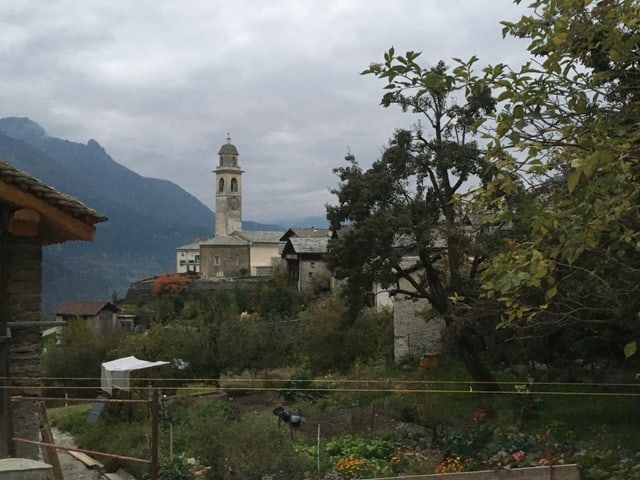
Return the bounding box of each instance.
[0,159,106,459]
[54,300,121,334]
[176,240,201,273]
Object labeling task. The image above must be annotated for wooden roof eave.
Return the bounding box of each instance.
[0,181,100,243]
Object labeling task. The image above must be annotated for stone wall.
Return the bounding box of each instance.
[393,296,445,362]
[200,244,250,278]
[5,237,43,459]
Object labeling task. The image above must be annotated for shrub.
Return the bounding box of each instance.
[43,318,121,397]
[186,410,312,480]
[279,371,322,402]
[152,273,189,297]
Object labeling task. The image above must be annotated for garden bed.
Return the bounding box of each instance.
[370,463,580,480]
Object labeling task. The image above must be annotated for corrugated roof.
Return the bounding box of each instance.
[55,301,117,316]
[0,160,107,224]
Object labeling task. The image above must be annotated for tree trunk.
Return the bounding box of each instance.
[455,327,501,392]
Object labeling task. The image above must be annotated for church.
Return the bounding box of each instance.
[175,136,284,278]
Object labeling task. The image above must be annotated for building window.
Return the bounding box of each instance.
[195,255,200,263]
[310,262,315,269]
[230,178,238,192]
[179,260,185,266]
[219,178,225,192]
[214,256,221,265]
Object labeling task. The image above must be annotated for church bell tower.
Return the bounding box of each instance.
[215,135,243,236]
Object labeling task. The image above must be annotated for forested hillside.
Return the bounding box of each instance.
[0,117,281,313]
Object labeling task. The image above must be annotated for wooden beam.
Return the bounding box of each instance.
[0,182,96,242]
[8,209,41,238]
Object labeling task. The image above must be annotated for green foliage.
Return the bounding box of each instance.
[330,51,495,313]
[251,275,303,319]
[324,435,402,479]
[297,296,393,374]
[186,410,312,480]
[329,46,504,388]
[279,371,322,402]
[576,448,640,480]
[478,0,640,354]
[48,404,92,437]
[324,434,397,460]
[159,455,195,480]
[79,419,150,478]
[442,423,496,458]
[43,319,122,396]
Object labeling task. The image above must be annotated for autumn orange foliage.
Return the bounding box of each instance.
[152,273,189,297]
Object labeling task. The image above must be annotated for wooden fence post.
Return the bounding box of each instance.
[150,387,159,480]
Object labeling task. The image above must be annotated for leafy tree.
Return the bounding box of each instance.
[478,0,640,360]
[250,274,303,319]
[297,296,394,373]
[152,273,189,297]
[327,51,500,388]
[43,319,122,396]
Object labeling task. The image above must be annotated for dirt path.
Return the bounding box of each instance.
[51,428,104,480]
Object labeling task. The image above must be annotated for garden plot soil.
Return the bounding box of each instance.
[225,391,409,439]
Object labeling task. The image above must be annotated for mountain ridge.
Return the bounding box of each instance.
[0,116,287,313]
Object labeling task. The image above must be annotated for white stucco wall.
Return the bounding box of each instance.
[176,247,200,273]
[249,243,280,276]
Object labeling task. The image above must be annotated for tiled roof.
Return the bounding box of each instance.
[280,227,332,241]
[0,160,108,224]
[55,301,117,316]
[288,237,329,254]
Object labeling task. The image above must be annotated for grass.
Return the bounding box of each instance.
[47,403,93,437]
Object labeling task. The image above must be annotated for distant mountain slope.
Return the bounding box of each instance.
[0,117,278,313]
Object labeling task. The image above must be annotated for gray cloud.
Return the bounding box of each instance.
[0,0,530,222]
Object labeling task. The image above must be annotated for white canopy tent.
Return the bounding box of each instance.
[101,356,169,395]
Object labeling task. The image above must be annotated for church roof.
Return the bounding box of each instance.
[218,135,239,155]
[233,230,284,244]
[200,235,248,246]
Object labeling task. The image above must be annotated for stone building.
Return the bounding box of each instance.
[0,159,106,458]
[281,236,332,293]
[177,137,285,279]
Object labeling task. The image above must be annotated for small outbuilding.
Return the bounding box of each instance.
[54,300,120,334]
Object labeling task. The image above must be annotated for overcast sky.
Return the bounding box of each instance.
[0,1,530,223]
